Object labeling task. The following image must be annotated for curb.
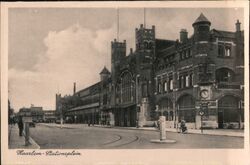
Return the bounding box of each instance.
[94,125,244,138]
[39,124,244,138]
[94,125,159,132]
[29,136,40,149]
[39,123,75,129]
[22,130,40,149]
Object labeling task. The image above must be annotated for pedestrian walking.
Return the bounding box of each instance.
[18,117,24,136]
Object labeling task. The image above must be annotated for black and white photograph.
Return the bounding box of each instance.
[1,1,249,165]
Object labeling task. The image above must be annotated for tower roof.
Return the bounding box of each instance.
[100,66,110,75]
[193,13,211,26]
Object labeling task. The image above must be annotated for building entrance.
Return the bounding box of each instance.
[177,95,196,123]
[114,105,136,127]
[218,95,241,129]
[218,111,224,128]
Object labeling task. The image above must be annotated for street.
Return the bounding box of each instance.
[29,124,244,149]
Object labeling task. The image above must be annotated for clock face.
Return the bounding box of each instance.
[200,89,209,99]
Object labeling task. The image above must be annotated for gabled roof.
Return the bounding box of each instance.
[211,29,236,39]
[155,39,176,52]
[100,66,110,75]
[193,13,211,26]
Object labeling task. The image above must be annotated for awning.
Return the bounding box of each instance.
[67,102,99,112]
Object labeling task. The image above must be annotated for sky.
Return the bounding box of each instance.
[8,7,244,112]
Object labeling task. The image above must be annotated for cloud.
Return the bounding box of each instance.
[9,23,116,111]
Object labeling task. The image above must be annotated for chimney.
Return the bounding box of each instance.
[235,19,241,32]
[73,82,76,94]
[180,29,188,43]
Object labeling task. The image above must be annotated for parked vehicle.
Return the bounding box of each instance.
[29,122,36,127]
[56,119,64,124]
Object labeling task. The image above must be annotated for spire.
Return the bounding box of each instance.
[73,82,76,94]
[100,66,110,75]
[235,19,241,32]
[193,13,211,26]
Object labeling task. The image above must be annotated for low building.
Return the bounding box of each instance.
[43,110,56,123]
[55,82,100,124]
[18,106,44,122]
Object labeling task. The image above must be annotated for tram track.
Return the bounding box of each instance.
[102,134,122,145]
[114,135,139,147]
[102,133,140,148]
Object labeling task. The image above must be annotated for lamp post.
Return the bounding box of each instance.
[59,104,63,129]
[136,74,140,128]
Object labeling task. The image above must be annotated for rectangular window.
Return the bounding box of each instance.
[185,50,189,58]
[164,81,168,92]
[189,74,193,86]
[225,46,231,57]
[188,49,191,57]
[218,43,231,57]
[183,51,186,59]
[185,75,189,87]
[182,76,185,88]
[218,44,224,57]
[179,52,183,60]
[169,79,173,90]
[158,83,161,93]
[142,84,147,97]
[178,76,182,89]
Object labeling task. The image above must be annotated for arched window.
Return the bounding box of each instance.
[216,68,234,83]
[158,98,173,120]
[121,71,134,103]
[218,95,240,123]
[178,95,195,122]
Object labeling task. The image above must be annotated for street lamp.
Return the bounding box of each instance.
[136,74,140,128]
[59,104,63,129]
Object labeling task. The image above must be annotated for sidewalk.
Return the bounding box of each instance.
[165,127,244,137]
[96,125,244,137]
[8,125,40,149]
[40,123,244,137]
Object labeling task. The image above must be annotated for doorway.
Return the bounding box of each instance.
[218,111,224,128]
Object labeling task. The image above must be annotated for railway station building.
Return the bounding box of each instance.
[56,13,244,129]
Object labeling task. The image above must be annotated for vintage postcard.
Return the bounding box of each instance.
[1,1,249,165]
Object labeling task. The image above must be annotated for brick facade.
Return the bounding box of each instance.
[57,13,244,129]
